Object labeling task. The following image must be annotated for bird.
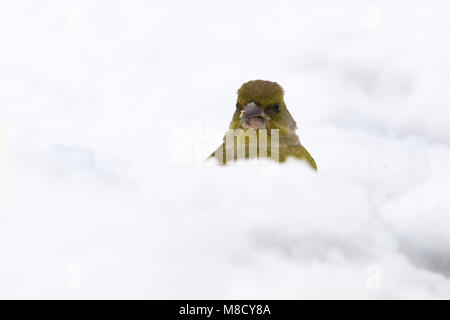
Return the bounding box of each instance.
[209,80,317,170]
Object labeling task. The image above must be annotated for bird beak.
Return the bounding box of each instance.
[239,102,269,129]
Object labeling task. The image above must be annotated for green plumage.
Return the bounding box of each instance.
[209,80,317,171]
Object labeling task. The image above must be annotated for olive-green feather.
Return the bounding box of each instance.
[209,80,317,171]
[280,144,317,170]
[237,80,284,108]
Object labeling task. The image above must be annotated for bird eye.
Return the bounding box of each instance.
[273,103,281,113]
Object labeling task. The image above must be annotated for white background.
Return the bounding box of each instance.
[1,0,450,299]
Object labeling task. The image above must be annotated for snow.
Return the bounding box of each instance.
[1,0,450,299]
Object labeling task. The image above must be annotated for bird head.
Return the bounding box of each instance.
[230,80,297,137]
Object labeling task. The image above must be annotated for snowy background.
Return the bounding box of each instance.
[1,0,450,299]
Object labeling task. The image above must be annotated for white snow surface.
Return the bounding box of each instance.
[1,0,450,299]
